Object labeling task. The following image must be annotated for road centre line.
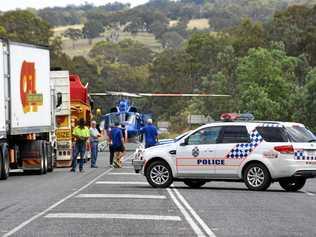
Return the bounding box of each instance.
[3,168,113,237]
[167,188,206,237]
[76,194,167,199]
[45,213,181,221]
[96,181,148,185]
[172,186,216,237]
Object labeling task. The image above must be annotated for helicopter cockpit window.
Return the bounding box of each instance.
[126,113,136,124]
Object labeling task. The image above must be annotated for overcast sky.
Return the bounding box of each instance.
[1,0,149,11]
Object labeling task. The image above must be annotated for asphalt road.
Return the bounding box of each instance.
[0,151,316,237]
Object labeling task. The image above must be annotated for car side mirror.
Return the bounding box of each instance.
[180,138,188,146]
[56,92,62,108]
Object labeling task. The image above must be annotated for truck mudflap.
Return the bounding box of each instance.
[20,140,46,173]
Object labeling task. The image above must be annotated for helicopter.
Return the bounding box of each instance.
[90,91,231,142]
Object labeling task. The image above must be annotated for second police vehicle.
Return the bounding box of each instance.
[133,113,316,191]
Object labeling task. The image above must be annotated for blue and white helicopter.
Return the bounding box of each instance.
[90,91,230,142]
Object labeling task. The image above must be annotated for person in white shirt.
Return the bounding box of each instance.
[90,120,101,168]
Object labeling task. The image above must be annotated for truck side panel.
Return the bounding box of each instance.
[9,43,51,135]
[50,71,72,166]
[0,42,6,138]
[50,71,71,116]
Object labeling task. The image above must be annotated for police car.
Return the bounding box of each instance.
[132,114,316,191]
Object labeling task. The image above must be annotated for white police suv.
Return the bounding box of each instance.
[133,114,316,191]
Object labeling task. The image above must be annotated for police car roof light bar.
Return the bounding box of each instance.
[220,113,255,122]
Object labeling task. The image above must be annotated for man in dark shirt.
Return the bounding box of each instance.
[140,119,158,148]
[110,122,125,167]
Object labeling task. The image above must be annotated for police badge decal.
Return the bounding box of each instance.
[192,147,199,157]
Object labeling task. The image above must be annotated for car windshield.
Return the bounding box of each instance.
[174,131,190,142]
[286,126,316,143]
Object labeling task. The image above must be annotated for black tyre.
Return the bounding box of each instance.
[0,143,9,180]
[42,141,47,174]
[46,143,54,172]
[279,177,306,192]
[146,160,173,188]
[184,180,206,188]
[244,163,271,191]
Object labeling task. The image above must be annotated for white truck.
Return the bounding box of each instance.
[0,40,60,179]
[50,71,72,167]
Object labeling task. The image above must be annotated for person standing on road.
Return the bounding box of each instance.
[110,122,125,168]
[140,119,158,148]
[70,118,90,172]
[90,120,101,168]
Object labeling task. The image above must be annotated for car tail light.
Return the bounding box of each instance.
[274,145,294,154]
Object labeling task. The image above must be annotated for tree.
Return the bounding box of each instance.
[267,4,316,66]
[83,20,104,45]
[89,39,153,68]
[0,26,6,37]
[0,10,52,45]
[186,32,232,88]
[159,31,184,48]
[296,68,316,130]
[229,18,266,56]
[148,49,193,118]
[236,47,298,120]
[89,41,120,67]
[49,36,74,71]
[118,39,154,66]
[63,28,83,49]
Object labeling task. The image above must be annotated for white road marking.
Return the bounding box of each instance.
[167,188,205,237]
[96,181,148,185]
[3,168,113,237]
[76,194,167,199]
[108,172,138,175]
[45,213,181,221]
[172,187,216,237]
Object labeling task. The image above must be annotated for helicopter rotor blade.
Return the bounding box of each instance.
[89,91,231,97]
[138,93,231,97]
[89,91,142,98]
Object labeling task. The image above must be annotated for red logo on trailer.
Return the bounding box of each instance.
[20,61,43,113]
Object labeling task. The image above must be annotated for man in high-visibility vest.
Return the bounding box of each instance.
[70,118,90,172]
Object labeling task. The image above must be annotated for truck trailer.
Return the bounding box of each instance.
[0,40,58,179]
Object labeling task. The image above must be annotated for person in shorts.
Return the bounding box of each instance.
[110,122,125,168]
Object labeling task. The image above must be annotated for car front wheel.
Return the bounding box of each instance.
[279,177,306,192]
[244,163,271,191]
[146,160,173,188]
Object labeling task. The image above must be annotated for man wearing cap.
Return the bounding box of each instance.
[140,119,159,148]
[90,120,101,168]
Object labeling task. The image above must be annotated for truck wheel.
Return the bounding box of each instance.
[244,163,271,191]
[146,160,173,188]
[46,143,54,172]
[41,141,47,174]
[279,177,306,192]
[0,143,9,180]
[184,180,206,189]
